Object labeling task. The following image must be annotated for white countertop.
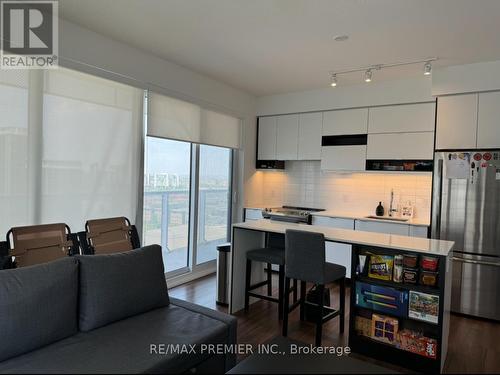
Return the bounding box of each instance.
[233,219,453,256]
[311,210,430,227]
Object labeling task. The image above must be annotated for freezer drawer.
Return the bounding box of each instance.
[453,254,500,320]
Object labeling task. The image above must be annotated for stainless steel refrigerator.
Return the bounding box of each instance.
[432,150,500,320]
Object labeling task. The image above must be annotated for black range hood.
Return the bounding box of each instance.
[256,160,285,170]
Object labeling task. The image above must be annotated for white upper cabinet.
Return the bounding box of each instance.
[321,145,367,171]
[436,94,478,150]
[477,91,500,149]
[276,114,299,160]
[298,112,322,160]
[368,103,435,133]
[323,108,368,135]
[367,132,435,160]
[257,116,277,160]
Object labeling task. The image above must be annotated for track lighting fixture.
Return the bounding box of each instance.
[364,69,372,83]
[328,57,437,87]
[424,61,432,75]
[330,73,337,87]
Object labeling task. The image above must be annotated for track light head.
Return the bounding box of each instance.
[330,73,338,87]
[364,69,372,83]
[424,61,432,75]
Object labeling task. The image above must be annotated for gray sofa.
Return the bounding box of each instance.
[0,245,237,374]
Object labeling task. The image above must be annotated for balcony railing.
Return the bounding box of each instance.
[143,188,230,255]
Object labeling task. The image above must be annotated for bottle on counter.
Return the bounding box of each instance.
[376,202,385,217]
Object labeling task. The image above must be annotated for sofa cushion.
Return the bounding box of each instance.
[0,303,231,374]
[77,245,169,332]
[0,257,79,362]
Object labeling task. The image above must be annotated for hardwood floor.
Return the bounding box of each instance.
[169,273,500,374]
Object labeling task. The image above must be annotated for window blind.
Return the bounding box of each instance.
[147,91,241,149]
[0,68,143,234]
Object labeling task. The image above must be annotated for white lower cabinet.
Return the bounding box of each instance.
[409,225,429,238]
[355,220,410,236]
[325,242,352,279]
[312,216,353,278]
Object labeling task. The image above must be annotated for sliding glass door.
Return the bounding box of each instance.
[196,144,232,265]
[143,139,232,276]
[143,137,191,274]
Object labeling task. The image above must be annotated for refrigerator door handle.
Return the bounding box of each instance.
[452,257,500,268]
[431,158,444,239]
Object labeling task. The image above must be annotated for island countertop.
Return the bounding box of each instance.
[233,220,454,256]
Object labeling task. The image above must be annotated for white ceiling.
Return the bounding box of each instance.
[59,0,500,96]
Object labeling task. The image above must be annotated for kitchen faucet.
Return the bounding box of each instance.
[389,189,397,217]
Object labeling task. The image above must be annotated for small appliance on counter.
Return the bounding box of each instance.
[261,206,325,224]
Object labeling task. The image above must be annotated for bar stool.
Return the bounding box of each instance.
[244,233,297,319]
[282,229,346,346]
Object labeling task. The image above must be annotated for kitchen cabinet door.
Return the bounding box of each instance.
[409,226,429,238]
[321,145,366,171]
[367,132,434,160]
[276,114,299,160]
[298,112,322,160]
[368,103,435,133]
[325,242,352,278]
[323,108,368,135]
[477,91,500,149]
[312,216,354,278]
[257,116,277,160]
[436,94,478,150]
[355,220,410,236]
[311,216,354,229]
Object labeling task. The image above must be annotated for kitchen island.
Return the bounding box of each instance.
[229,219,454,372]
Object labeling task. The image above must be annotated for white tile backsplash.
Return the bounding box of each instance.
[259,161,432,221]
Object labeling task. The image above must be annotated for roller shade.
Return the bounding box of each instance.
[147,91,241,149]
[148,92,201,143]
[201,109,241,149]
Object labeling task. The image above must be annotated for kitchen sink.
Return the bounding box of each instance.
[365,215,409,222]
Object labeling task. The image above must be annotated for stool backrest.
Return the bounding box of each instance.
[267,232,285,249]
[285,229,326,284]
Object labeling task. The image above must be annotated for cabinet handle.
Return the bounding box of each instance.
[452,257,500,268]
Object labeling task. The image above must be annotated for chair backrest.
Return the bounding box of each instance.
[267,232,285,249]
[0,240,13,270]
[285,229,326,284]
[8,224,73,268]
[85,217,134,255]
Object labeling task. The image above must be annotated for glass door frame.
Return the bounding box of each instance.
[190,144,233,267]
[141,90,235,280]
[143,140,234,280]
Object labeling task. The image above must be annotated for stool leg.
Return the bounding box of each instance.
[245,259,251,312]
[339,277,345,334]
[299,281,306,321]
[315,284,325,347]
[267,263,272,296]
[282,277,291,336]
[278,265,285,320]
[293,279,298,303]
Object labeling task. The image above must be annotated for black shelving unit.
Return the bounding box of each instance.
[348,244,448,373]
